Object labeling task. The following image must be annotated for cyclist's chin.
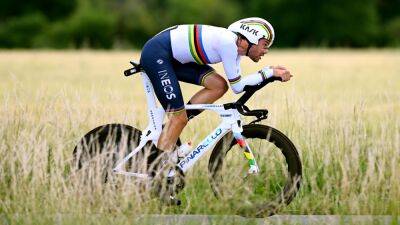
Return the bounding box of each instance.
[250,56,260,62]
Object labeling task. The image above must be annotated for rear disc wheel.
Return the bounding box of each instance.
[72,123,144,184]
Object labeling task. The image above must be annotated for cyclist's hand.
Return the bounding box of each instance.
[271,65,287,70]
[272,66,293,82]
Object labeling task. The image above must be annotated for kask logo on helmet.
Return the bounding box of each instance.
[240,24,259,36]
[228,17,275,47]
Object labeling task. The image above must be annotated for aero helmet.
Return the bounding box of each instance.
[228,17,275,47]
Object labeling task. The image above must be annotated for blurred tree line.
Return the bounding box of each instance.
[0,0,399,49]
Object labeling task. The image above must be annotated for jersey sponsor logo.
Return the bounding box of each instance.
[157,70,176,100]
[179,128,222,168]
[240,24,259,36]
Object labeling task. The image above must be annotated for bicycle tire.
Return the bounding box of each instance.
[72,123,143,183]
[208,124,302,217]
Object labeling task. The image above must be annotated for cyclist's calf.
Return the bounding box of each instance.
[168,111,188,126]
[158,111,188,151]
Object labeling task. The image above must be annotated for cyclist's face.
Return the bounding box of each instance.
[236,38,249,55]
[248,39,269,62]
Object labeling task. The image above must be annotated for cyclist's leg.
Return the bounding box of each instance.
[140,32,188,153]
[174,61,229,120]
[140,66,188,152]
[189,71,229,104]
[158,111,187,151]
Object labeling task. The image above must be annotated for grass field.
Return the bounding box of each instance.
[0,50,399,223]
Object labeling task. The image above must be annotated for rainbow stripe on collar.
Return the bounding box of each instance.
[188,25,211,65]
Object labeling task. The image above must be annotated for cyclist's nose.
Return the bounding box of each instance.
[260,49,267,57]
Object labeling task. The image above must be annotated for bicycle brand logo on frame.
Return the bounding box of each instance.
[179,128,223,168]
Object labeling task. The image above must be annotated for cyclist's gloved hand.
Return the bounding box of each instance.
[271,65,293,82]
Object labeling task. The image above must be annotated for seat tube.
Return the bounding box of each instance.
[141,72,158,109]
[140,72,164,135]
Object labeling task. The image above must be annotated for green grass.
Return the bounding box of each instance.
[0,50,399,223]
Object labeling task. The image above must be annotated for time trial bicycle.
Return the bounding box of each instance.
[72,61,302,217]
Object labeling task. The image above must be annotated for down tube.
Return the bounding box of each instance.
[177,125,230,173]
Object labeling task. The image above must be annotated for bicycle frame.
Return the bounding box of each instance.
[113,71,258,179]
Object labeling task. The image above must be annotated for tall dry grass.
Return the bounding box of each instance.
[0,50,399,222]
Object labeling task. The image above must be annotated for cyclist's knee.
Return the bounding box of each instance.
[214,75,229,96]
[205,73,229,94]
[219,79,229,95]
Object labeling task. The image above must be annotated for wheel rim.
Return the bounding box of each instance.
[209,125,302,217]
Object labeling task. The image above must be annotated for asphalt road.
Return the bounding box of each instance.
[136,215,399,225]
[4,214,399,224]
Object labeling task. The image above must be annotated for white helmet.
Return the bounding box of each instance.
[228,17,275,47]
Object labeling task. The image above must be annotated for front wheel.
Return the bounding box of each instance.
[208,124,302,217]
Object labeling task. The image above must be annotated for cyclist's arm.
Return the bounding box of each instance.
[220,44,273,94]
[229,68,274,94]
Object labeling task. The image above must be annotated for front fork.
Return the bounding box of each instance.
[233,132,260,174]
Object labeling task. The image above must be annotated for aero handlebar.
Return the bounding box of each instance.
[236,76,282,105]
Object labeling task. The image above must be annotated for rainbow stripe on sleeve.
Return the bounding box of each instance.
[188,25,211,65]
[228,76,242,84]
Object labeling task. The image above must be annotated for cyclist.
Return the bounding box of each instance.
[140,17,293,164]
